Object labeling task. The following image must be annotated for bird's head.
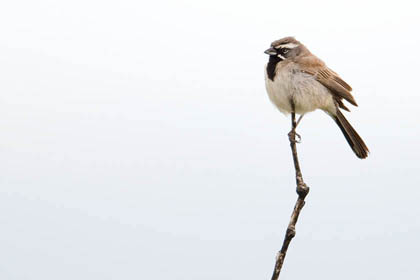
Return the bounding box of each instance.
[264,37,307,61]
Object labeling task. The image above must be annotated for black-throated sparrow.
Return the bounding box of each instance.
[264,37,369,159]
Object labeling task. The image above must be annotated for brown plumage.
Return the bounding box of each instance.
[299,61,357,108]
[265,36,369,159]
[334,110,369,159]
[297,55,369,158]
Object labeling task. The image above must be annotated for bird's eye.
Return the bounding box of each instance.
[283,48,289,54]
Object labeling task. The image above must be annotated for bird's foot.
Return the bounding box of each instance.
[288,129,301,143]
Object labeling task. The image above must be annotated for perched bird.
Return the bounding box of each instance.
[264,37,369,159]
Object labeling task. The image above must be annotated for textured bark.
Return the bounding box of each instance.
[270,103,310,280]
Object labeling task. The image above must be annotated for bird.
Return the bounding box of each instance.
[264,37,369,159]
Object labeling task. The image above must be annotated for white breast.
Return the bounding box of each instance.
[264,63,336,115]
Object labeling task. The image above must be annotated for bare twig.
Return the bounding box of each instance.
[270,103,310,280]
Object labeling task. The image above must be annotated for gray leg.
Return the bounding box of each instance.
[296,114,305,128]
[288,105,302,143]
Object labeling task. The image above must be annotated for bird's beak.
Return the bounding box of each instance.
[264,47,277,55]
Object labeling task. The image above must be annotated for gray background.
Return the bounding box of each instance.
[1,0,419,279]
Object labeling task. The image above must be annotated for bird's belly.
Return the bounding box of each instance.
[265,69,336,115]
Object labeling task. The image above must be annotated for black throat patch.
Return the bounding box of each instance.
[266,55,282,81]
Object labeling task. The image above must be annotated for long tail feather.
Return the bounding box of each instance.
[333,110,369,159]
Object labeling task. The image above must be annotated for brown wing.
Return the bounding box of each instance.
[298,57,357,110]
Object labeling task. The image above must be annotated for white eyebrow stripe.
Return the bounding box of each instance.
[275,43,299,49]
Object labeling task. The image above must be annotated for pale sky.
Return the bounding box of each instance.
[1,1,420,279]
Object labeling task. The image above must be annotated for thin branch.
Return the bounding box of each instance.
[270,103,310,280]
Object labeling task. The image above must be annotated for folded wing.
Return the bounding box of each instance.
[299,58,357,111]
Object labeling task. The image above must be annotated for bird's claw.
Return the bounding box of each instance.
[288,130,301,143]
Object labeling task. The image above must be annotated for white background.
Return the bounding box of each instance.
[1,0,419,279]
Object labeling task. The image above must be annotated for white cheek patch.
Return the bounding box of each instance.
[277,54,286,60]
[276,43,299,49]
